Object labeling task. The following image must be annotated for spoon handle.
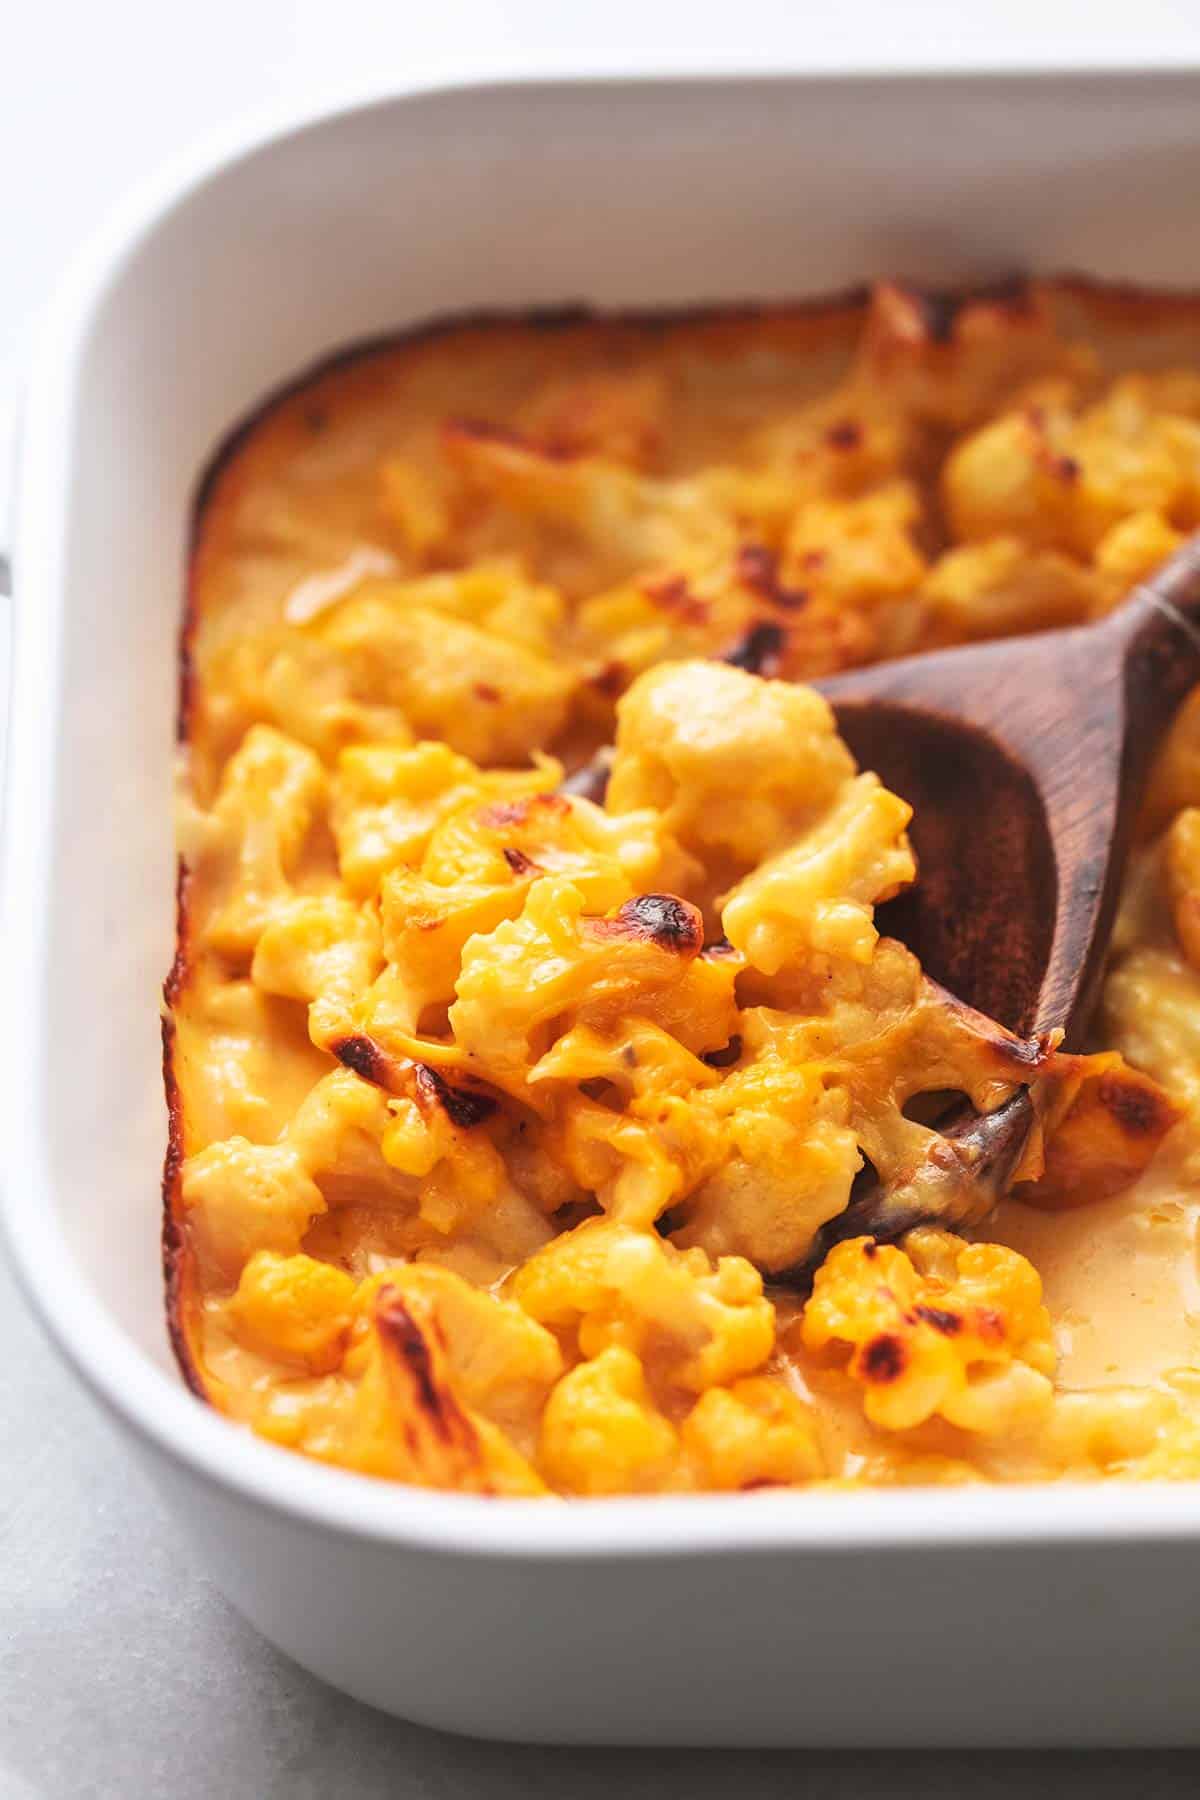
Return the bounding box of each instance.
[1114,535,1200,758]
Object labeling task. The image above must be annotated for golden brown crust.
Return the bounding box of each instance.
[160,1014,206,1400]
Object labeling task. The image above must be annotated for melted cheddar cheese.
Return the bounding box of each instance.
[167,282,1200,1494]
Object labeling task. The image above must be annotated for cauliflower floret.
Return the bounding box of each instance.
[283,583,575,768]
[372,872,531,1036]
[673,1061,862,1273]
[677,943,1044,1272]
[1100,945,1200,1110]
[1014,1050,1181,1212]
[251,896,382,1047]
[353,1264,562,1434]
[388,561,567,654]
[1039,1387,1200,1481]
[513,1217,775,1392]
[575,544,875,692]
[258,632,414,759]
[545,1086,724,1228]
[943,410,1086,551]
[721,773,914,975]
[183,1067,410,1288]
[229,1250,357,1371]
[681,1377,824,1489]
[1094,509,1184,593]
[1143,688,1200,840]
[944,379,1200,558]
[378,1077,553,1262]
[539,1346,680,1495]
[918,538,1102,644]
[607,661,855,871]
[422,788,679,905]
[181,1139,326,1285]
[360,787,692,1040]
[744,392,911,497]
[197,725,327,959]
[780,481,927,614]
[191,1067,423,1277]
[851,280,1087,429]
[343,1280,547,1493]
[1165,806,1200,969]
[802,1230,1054,1434]
[449,877,718,1096]
[329,739,558,897]
[443,418,742,585]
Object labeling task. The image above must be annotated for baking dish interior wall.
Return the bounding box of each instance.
[41,74,1200,1372]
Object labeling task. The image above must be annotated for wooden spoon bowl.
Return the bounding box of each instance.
[798,534,1200,1261]
[817,535,1200,1044]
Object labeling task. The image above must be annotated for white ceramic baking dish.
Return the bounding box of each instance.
[8,68,1200,1745]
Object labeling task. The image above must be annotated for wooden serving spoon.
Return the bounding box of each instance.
[799,533,1200,1259]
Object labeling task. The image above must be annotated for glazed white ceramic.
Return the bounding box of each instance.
[6,70,1200,1743]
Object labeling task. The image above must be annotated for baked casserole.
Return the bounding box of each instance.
[165,281,1200,1495]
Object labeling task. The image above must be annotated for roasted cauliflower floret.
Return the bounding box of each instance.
[681,1377,825,1489]
[449,877,723,1096]
[388,561,567,654]
[343,1281,547,1494]
[1014,1050,1181,1211]
[422,787,681,904]
[251,895,382,1047]
[1094,509,1184,593]
[353,1264,563,1433]
[181,1139,326,1285]
[1143,687,1200,839]
[1101,944,1200,1110]
[780,481,927,616]
[512,1217,775,1392]
[360,786,691,1041]
[721,773,914,976]
[1038,1386,1200,1481]
[802,1231,1055,1434]
[1165,806,1200,969]
[917,538,1103,644]
[538,1346,680,1495]
[183,1066,412,1287]
[329,740,558,898]
[278,581,575,767]
[671,1062,862,1273]
[193,725,328,959]
[228,1250,357,1372]
[607,660,856,873]
[944,378,1200,557]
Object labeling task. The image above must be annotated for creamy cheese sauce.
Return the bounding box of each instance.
[994,1148,1200,1390]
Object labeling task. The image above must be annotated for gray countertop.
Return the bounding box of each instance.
[4,1250,1200,1798]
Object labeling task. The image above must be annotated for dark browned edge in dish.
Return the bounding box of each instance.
[161,273,1200,1404]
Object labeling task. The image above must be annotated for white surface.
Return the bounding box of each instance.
[6,3,1200,1791]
